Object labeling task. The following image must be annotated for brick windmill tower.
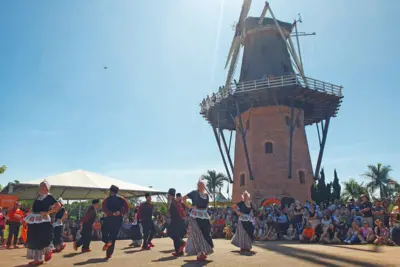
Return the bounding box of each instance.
[200,1,343,204]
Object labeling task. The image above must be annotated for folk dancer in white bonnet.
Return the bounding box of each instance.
[24,180,61,266]
[52,197,68,253]
[232,191,255,252]
[182,179,214,261]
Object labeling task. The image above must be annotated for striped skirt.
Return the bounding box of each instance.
[231,221,252,250]
[185,217,213,256]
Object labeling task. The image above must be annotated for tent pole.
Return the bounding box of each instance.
[78,200,82,219]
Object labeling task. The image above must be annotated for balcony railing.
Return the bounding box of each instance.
[200,74,343,113]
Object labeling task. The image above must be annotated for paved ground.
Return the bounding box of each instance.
[0,239,399,267]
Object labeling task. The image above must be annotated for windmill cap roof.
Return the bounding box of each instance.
[245,17,293,32]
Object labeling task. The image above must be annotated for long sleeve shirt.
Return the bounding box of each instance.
[102,195,129,217]
[138,202,153,222]
[81,206,97,225]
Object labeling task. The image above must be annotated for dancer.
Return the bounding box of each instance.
[182,180,214,261]
[138,193,155,250]
[24,181,61,266]
[74,199,100,253]
[102,185,129,259]
[167,188,186,257]
[231,191,255,252]
[52,198,68,253]
[6,202,24,249]
[129,208,142,248]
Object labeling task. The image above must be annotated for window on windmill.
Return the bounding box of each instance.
[264,142,273,154]
[298,171,306,184]
[240,174,245,186]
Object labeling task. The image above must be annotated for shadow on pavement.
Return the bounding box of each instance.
[152,255,179,262]
[333,245,381,253]
[230,250,257,256]
[255,242,385,267]
[123,249,143,254]
[159,249,175,254]
[181,259,213,267]
[73,257,108,266]
[63,252,81,258]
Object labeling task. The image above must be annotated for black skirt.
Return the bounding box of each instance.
[131,224,142,240]
[27,222,53,250]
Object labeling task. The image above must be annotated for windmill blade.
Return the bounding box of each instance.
[225,40,242,88]
[258,2,269,25]
[225,36,240,69]
[225,0,252,69]
[237,0,252,27]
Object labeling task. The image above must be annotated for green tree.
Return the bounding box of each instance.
[317,168,327,204]
[201,170,229,207]
[310,182,319,203]
[0,166,7,191]
[326,182,333,202]
[363,163,392,198]
[332,169,341,201]
[341,178,367,201]
[0,165,6,174]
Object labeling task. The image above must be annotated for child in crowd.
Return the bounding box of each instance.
[344,221,361,244]
[299,223,317,243]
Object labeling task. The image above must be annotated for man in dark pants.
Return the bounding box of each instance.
[138,193,155,250]
[6,202,24,249]
[74,199,100,253]
[101,185,129,259]
[167,188,187,256]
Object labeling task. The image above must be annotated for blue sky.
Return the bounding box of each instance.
[0,0,398,196]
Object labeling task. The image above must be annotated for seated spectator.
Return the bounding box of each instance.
[320,214,331,233]
[283,224,296,241]
[373,200,385,224]
[299,223,317,243]
[344,221,361,244]
[374,219,389,245]
[308,205,319,229]
[118,218,131,239]
[358,221,375,244]
[320,223,340,244]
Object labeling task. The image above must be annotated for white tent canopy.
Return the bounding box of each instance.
[1,170,166,200]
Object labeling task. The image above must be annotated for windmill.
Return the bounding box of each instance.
[200,1,343,203]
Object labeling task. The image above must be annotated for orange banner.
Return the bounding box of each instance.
[0,194,18,208]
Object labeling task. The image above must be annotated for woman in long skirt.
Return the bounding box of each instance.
[52,198,68,253]
[182,180,214,261]
[24,181,61,266]
[231,191,255,252]
[129,208,142,247]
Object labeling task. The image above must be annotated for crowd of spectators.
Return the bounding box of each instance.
[1,194,399,248]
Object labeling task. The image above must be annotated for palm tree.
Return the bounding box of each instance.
[341,178,367,201]
[201,170,229,207]
[363,163,392,198]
